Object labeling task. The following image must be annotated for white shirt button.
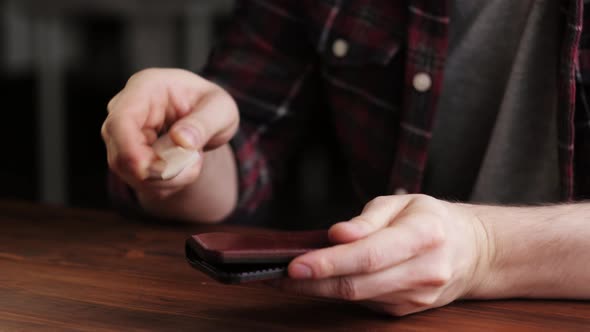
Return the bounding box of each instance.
[332,38,349,58]
[394,188,408,195]
[412,72,432,92]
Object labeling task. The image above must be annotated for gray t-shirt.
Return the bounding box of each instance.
[423,0,560,204]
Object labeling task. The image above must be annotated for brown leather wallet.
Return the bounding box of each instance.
[185,230,330,284]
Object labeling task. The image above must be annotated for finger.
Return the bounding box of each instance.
[107,86,165,128]
[142,128,158,145]
[149,134,201,180]
[289,212,444,279]
[103,114,155,182]
[140,155,204,191]
[168,89,238,151]
[282,252,445,300]
[106,91,121,113]
[329,195,414,244]
[134,158,203,201]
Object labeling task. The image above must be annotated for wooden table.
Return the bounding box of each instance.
[0,201,588,331]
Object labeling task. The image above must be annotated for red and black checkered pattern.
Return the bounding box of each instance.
[111,0,590,221]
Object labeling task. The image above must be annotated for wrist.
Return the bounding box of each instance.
[458,203,499,299]
[459,204,544,299]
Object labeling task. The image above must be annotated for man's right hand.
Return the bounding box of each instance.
[101,68,240,222]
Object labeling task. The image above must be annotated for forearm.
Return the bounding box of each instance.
[466,203,590,299]
[137,144,238,223]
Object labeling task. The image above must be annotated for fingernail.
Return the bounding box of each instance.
[174,126,199,148]
[290,263,312,279]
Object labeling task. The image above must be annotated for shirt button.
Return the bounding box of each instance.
[413,72,432,92]
[332,38,349,58]
[394,188,408,195]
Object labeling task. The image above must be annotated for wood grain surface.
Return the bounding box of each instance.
[0,201,588,331]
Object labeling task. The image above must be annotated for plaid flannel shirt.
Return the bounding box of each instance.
[201,0,590,218]
[110,0,590,220]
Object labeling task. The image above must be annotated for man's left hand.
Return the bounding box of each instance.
[273,194,493,316]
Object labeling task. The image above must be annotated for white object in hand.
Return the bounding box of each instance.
[150,134,200,180]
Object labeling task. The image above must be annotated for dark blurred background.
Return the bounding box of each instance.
[0,0,235,209]
[0,0,354,228]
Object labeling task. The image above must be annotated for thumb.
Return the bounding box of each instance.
[329,195,414,244]
[168,90,238,151]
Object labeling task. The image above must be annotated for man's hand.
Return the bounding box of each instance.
[273,194,492,316]
[101,68,239,222]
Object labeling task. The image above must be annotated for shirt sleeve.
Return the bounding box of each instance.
[200,0,319,221]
